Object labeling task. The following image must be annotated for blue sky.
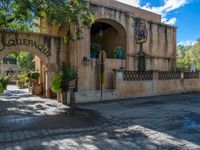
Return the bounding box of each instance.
[116,0,200,45]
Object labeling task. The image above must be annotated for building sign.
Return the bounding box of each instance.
[136,21,148,44]
[0,38,51,57]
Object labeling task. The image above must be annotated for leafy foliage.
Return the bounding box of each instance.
[51,75,62,93]
[91,43,101,58]
[176,39,200,70]
[114,47,125,59]
[31,71,40,79]
[16,72,29,89]
[8,51,35,71]
[51,63,77,93]
[0,76,10,91]
[0,83,4,93]
[0,0,95,40]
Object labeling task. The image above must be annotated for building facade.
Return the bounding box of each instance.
[36,0,177,100]
[0,57,20,79]
[71,0,176,92]
[0,0,178,102]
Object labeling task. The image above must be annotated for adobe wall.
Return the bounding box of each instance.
[36,0,177,92]
[68,1,176,91]
[0,30,67,97]
[115,71,200,98]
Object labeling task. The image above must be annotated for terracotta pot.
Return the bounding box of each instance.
[33,84,43,95]
[46,89,52,98]
[31,78,38,84]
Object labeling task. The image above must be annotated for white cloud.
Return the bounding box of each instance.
[141,0,188,25]
[178,40,197,46]
[115,0,189,25]
[116,0,140,6]
[163,17,177,25]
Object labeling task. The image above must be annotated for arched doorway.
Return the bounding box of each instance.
[0,30,66,98]
[0,50,47,95]
[90,19,126,59]
[90,19,127,90]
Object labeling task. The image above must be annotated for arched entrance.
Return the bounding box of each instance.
[90,18,126,59]
[0,30,67,97]
[90,18,127,90]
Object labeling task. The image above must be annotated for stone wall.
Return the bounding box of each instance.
[115,71,200,98]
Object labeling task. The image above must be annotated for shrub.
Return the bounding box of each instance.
[114,47,125,59]
[0,76,10,90]
[0,82,4,93]
[91,43,101,58]
[51,75,62,93]
[51,63,77,93]
[17,73,29,88]
[31,72,40,79]
[27,72,32,78]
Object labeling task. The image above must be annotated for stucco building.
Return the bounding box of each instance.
[73,0,176,92]
[0,0,180,103]
[39,0,176,91]
[0,57,20,79]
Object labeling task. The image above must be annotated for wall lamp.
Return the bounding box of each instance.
[83,57,91,66]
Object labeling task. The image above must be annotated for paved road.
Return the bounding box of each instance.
[1,85,200,149]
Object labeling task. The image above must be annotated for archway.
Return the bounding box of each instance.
[0,30,66,98]
[90,19,127,90]
[90,18,126,59]
[0,50,48,95]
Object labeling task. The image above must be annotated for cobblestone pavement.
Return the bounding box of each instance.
[1,85,200,149]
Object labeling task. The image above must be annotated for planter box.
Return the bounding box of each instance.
[57,91,74,105]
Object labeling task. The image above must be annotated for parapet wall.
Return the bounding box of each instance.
[115,71,200,98]
[85,0,161,22]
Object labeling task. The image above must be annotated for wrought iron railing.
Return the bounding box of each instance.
[120,70,200,81]
[123,71,153,81]
[158,72,181,80]
[184,72,199,79]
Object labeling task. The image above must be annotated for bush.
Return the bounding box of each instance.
[51,63,78,93]
[27,72,32,78]
[51,75,62,93]
[17,73,29,88]
[0,76,10,90]
[114,47,125,59]
[0,82,4,93]
[31,72,40,79]
[91,43,101,58]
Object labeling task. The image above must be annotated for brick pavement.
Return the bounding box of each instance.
[1,85,200,149]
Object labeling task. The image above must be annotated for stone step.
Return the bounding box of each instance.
[75,90,117,103]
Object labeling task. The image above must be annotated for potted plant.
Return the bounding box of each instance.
[30,71,40,84]
[0,76,10,93]
[16,73,28,89]
[91,43,101,58]
[30,72,43,95]
[114,47,125,59]
[51,63,77,104]
[0,82,4,93]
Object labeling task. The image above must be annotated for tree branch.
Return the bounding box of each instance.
[0,18,15,26]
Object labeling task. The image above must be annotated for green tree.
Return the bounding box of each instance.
[176,45,190,69]
[186,39,200,70]
[0,0,95,39]
[9,51,35,71]
[176,39,200,71]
